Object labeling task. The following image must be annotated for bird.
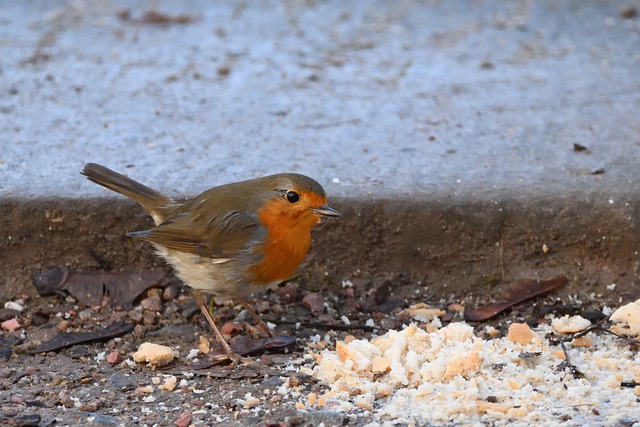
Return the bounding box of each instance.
[81,163,340,365]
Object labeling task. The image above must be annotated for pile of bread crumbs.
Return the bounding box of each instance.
[300,299,640,425]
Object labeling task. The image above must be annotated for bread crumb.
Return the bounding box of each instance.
[593,357,617,369]
[158,375,178,391]
[443,350,481,380]
[344,335,356,344]
[507,405,528,418]
[371,356,390,373]
[198,335,211,354]
[508,378,521,390]
[136,385,154,394]
[307,392,317,406]
[507,323,537,345]
[355,398,374,411]
[477,400,511,414]
[132,343,178,367]
[552,315,591,333]
[440,322,474,342]
[610,298,640,337]
[243,396,261,408]
[399,303,446,322]
[336,340,350,363]
[571,336,593,347]
[485,326,500,337]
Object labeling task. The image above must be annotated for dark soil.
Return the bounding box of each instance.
[1,195,639,425]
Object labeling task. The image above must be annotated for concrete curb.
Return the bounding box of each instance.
[3,192,639,305]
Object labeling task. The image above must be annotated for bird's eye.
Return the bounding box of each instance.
[286,191,300,203]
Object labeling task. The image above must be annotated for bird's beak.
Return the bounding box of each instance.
[312,204,341,217]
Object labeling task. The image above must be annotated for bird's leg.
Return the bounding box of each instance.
[207,292,217,314]
[235,296,274,338]
[193,290,245,367]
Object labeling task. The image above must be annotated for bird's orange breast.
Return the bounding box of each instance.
[250,199,319,284]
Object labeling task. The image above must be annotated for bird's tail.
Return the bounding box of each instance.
[81,163,173,224]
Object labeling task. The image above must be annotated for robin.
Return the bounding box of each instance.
[81,163,340,365]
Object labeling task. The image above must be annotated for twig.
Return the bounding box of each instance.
[560,325,639,345]
[621,381,640,388]
[553,340,585,379]
[499,237,506,282]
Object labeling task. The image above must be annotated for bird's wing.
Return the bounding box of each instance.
[127,210,262,259]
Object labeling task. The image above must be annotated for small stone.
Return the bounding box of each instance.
[186,348,200,359]
[175,412,192,427]
[140,295,163,312]
[0,308,20,321]
[106,351,122,365]
[302,293,324,314]
[256,300,271,314]
[181,302,200,319]
[109,373,136,390]
[163,302,179,315]
[274,283,298,303]
[129,309,144,324]
[0,346,13,359]
[220,321,242,336]
[162,284,181,301]
[262,376,284,387]
[147,288,163,298]
[69,346,91,359]
[259,355,274,366]
[1,317,21,332]
[288,375,300,387]
[78,309,93,321]
[4,301,23,312]
[133,324,147,339]
[57,319,70,332]
[84,413,120,425]
[448,303,465,313]
[142,313,158,326]
[13,414,41,427]
[79,400,101,412]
